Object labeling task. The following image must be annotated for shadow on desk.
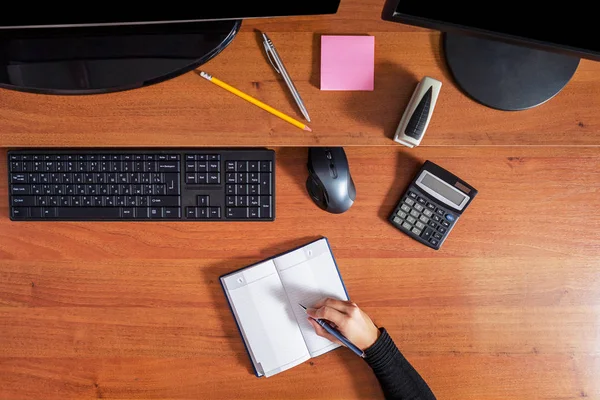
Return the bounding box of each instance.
[377,150,421,222]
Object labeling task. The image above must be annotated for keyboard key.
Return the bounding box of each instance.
[423,209,433,217]
[185,173,196,184]
[197,207,208,219]
[402,222,413,231]
[53,207,120,219]
[135,208,150,219]
[426,202,436,210]
[429,238,439,246]
[260,161,272,172]
[237,173,247,184]
[186,207,196,219]
[437,226,447,234]
[435,208,445,216]
[227,207,248,219]
[414,204,424,212]
[415,221,425,229]
[412,227,422,236]
[433,232,443,240]
[208,173,220,184]
[406,216,417,224]
[226,196,235,206]
[248,185,259,195]
[441,220,450,228]
[432,215,441,222]
[400,204,411,213]
[11,207,28,219]
[198,195,210,206]
[11,173,27,183]
[209,155,220,161]
[409,210,419,218]
[404,198,415,206]
[149,196,180,207]
[11,196,35,206]
[226,173,236,183]
[249,196,259,207]
[260,174,272,195]
[209,207,221,219]
[149,207,163,219]
[185,161,196,172]
[121,208,135,218]
[236,184,247,195]
[408,191,417,199]
[260,198,272,218]
[236,161,247,172]
[419,215,430,223]
[197,173,207,184]
[236,196,248,207]
[417,197,426,204]
[249,173,259,184]
[197,162,208,172]
[11,185,30,195]
[226,185,235,195]
[163,208,181,219]
[157,162,179,172]
[249,207,260,218]
[393,216,402,224]
[208,161,220,172]
[226,161,236,171]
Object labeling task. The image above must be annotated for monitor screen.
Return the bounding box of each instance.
[390,2,597,57]
[0,3,341,28]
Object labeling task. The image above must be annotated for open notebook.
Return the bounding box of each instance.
[220,238,348,377]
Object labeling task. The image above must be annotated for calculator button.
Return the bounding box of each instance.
[415,221,425,230]
[421,227,434,241]
[393,216,402,224]
[409,210,420,218]
[407,216,417,224]
[419,215,429,223]
[428,221,437,228]
[423,209,433,218]
[414,204,424,212]
[435,208,445,216]
[396,210,408,219]
[402,222,413,231]
[417,197,427,205]
[408,192,418,199]
[433,232,443,240]
[441,220,450,228]
[429,238,439,246]
[412,228,422,236]
[426,202,436,210]
[437,226,447,234]
[432,215,441,222]
[404,198,415,206]
[400,204,411,213]
[445,214,456,222]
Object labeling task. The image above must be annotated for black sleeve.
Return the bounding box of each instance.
[364,328,436,400]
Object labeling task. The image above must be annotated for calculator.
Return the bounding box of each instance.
[389,161,477,250]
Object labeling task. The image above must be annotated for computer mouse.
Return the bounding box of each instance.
[306,147,356,214]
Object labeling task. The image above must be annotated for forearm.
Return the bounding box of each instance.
[364,328,436,400]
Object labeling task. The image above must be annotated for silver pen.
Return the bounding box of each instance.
[261,32,311,122]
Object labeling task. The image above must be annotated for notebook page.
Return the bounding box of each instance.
[221,260,310,377]
[274,239,349,357]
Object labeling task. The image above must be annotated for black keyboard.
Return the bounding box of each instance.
[7,149,275,221]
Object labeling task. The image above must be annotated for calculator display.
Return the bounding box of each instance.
[418,172,468,209]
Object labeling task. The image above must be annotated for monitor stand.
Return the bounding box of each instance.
[443,33,580,111]
[0,20,241,95]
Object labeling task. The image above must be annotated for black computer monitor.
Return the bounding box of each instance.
[0,4,341,94]
[382,2,596,110]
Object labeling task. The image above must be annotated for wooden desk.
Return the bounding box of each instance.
[1,147,599,399]
[1,0,600,147]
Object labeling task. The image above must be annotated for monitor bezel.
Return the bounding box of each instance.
[381,0,600,62]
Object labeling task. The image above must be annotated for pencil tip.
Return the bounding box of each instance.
[304,126,313,132]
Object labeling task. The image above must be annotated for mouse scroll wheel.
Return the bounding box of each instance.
[326,151,332,160]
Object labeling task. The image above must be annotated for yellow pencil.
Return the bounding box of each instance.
[198,71,312,132]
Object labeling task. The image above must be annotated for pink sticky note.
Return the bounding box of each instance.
[321,35,375,91]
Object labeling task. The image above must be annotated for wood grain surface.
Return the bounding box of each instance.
[1,0,600,147]
[1,147,599,399]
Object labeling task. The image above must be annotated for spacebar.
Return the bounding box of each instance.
[55,207,122,219]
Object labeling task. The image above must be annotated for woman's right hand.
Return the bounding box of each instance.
[306,298,380,351]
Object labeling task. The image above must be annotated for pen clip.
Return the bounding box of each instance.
[263,42,281,75]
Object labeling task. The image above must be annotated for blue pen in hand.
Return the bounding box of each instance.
[299,303,365,358]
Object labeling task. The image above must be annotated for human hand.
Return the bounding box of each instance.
[307,298,380,351]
